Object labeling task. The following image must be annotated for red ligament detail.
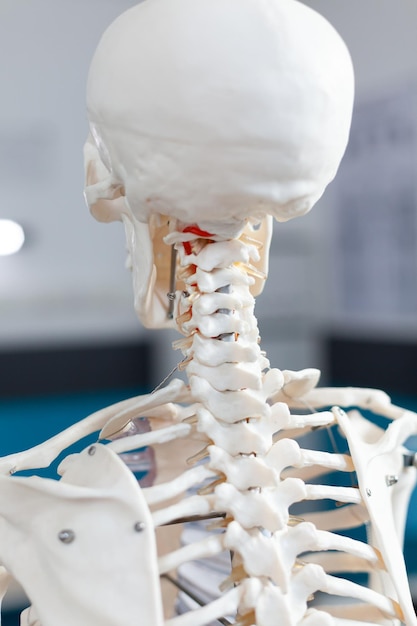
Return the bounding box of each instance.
[183,241,192,255]
[183,225,214,238]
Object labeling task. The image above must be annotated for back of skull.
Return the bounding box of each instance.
[84,0,354,328]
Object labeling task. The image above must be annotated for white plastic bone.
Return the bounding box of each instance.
[158,534,224,575]
[281,368,322,398]
[214,480,362,531]
[107,423,192,455]
[196,406,281,456]
[333,406,417,625]
[207,440,353,491]
[144,465,214,507]
[189,266,255,295]
[277,384,404,420]
[188,330,264,367]
[152,495,213,529]
[187,360,264,392]
[0,445,164,626]
[192,382,267,421]
[224,520,380,592]
[244,565,401,626]
[2,0,416,624]
[182,239,260,272]
[302,505,370,533]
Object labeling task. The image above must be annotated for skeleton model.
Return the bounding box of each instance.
[1,0,417,625]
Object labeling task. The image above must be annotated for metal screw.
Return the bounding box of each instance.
[386,475,399,487]
[88,445,96,456]
[134,521,146,533]
[58,529,75,544]
[366,488,372,497]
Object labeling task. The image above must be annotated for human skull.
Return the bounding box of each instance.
[84,0,354,328]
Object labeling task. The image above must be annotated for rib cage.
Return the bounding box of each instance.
[112,223,417,626]
[0,224,416,625]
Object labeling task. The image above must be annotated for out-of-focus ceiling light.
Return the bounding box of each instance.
[0,219,25,256]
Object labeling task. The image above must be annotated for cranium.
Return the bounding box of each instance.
[84,0,354,328]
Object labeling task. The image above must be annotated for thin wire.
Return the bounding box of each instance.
[161,574,232,626]
[150,356,188,395]
[300,397,342,456]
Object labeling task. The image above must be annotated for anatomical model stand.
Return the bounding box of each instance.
[0,1,417,625]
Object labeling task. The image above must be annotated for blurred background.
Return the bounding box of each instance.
[1,0,417,621]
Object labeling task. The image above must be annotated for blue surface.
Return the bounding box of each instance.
[0,388,148,479]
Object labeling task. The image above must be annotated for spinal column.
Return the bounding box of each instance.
[173,225,279,426]
[172,223,279,619]
[163,223,412,626]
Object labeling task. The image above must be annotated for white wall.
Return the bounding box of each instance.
[256,0,417,377]
[302,0,417,339]
[0,0,140,347]
[304,0,417,98]
[1,1,417,377]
